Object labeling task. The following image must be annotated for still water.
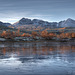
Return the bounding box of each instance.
[0,41,75,75]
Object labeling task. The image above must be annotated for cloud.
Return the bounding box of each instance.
[0,10,53,23]
[28,14,52,17]
[0,11,32,23]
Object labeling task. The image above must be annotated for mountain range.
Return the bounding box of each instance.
[13,18,58,28]
[0,18,75,30]
[58,18,75,27]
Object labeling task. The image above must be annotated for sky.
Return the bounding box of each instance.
[0,0,75,24]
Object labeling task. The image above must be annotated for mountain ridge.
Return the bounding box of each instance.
[0,18,75,29]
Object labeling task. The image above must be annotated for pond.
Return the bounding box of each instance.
[0,41,75,75]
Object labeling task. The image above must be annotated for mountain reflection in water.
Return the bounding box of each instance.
[0,41,75,75]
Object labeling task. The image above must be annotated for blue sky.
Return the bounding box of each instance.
[0,0,75,23]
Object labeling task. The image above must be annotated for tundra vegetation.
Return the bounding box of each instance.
[0,28,75,41]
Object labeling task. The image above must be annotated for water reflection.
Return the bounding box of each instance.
[0,41,75,75]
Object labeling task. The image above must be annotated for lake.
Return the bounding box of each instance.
[0,41,75,75]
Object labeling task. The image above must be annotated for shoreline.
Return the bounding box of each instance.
[0,39,75,43]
